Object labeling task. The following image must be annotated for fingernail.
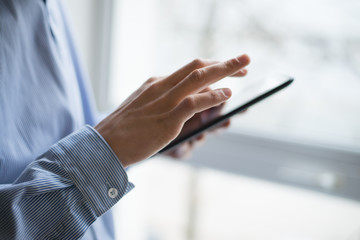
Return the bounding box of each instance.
[220,88,232,98]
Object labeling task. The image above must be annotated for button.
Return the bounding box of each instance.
[108,188,118,199]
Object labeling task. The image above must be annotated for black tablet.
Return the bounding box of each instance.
[158,73,294,153]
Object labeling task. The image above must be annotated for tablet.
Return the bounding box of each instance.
[158,73,294,153]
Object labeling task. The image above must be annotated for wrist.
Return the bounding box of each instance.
[94,124,131,168]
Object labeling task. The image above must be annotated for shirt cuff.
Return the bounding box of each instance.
[49,125,134,217]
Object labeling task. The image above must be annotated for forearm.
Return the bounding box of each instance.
[0,126,134,239]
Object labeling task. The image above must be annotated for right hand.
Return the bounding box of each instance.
[95,54,250,167]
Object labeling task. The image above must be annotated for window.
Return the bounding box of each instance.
[106,0,360,239]
[109,0,360,150]
[64,0,360,239]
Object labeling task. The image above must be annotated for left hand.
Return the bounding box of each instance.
[163,59,248,159]
[164,101,231,158]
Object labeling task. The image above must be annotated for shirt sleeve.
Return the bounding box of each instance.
[0,125,134,240]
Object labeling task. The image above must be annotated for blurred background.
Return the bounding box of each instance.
[63,0,360,239]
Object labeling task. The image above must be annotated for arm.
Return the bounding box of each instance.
[0,54,249,239]
[0,126,133,239]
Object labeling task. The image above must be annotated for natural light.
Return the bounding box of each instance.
[109,0,360,150]
[64,0,360,239]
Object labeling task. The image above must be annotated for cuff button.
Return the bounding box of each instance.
[108,188,118,199]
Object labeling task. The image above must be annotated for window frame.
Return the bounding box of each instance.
[187,131,360,201]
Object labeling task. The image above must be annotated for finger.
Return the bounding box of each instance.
[217,119,231,130]
[119,76,166,108]
[195,133,205,141]
[168,54,250,105]
[207,119,231,134]
[168,142,192,158]
[161,60,247,91]
[191,136,206,149]
[162,59,220,88]
[239,108,248,114]
[174,88,232,122]
[222,119,231,127]
[232,68,248,77]
[207,102,226,120]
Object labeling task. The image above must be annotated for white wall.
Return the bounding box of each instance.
[62,0,114,111]
[62,0,97,84]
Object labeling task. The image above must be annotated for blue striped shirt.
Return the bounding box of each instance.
[0,0,134,239]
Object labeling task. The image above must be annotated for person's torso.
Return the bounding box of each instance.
[0,0,88,183]
[0,2,114,239]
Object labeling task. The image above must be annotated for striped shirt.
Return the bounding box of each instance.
[0,0,134,239]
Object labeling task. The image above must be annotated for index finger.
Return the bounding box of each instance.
[160,59,248,90]
[167,54,250,104]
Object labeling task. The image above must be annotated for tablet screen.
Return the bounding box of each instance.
[212,73,293,115]
[159,73,293,153]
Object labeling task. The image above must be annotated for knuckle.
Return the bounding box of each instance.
[224,58,239,69]
[191,58,205,69]
[210,91,224,104]
[146,82,159,93]
[183,96,196,110]
[146,77,158,84]
[210,91,220,101]
[189,69,204,83]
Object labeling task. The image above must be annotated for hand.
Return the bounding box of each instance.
[95,55,250,167]
[166,89,248,159]
[163,101,232,159]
